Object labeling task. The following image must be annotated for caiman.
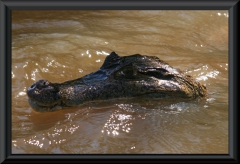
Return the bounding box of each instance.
[27,52,207,112]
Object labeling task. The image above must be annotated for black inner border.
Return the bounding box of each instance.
[0,0,239,163]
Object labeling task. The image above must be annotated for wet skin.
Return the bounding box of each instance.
[27,52,207,112]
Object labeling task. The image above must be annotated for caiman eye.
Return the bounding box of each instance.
[145,68,167,78]
[141,68,174,80]
[114,66,136,79]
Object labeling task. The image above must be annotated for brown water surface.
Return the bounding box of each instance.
[12,10,228,154]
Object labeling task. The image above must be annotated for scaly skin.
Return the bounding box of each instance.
[27,52,207,112]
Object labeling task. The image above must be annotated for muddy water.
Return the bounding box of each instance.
[12,10,228,154]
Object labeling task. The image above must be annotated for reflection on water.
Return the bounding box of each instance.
[12,10,228,154]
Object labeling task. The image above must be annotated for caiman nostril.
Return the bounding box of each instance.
[43,80,49,86]
[30,84,35,88]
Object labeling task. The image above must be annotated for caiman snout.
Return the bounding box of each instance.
[27,79,61,110]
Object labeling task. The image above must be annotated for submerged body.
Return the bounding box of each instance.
[27,52,207,112]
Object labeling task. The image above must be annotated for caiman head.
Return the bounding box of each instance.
[27,52,207,112]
